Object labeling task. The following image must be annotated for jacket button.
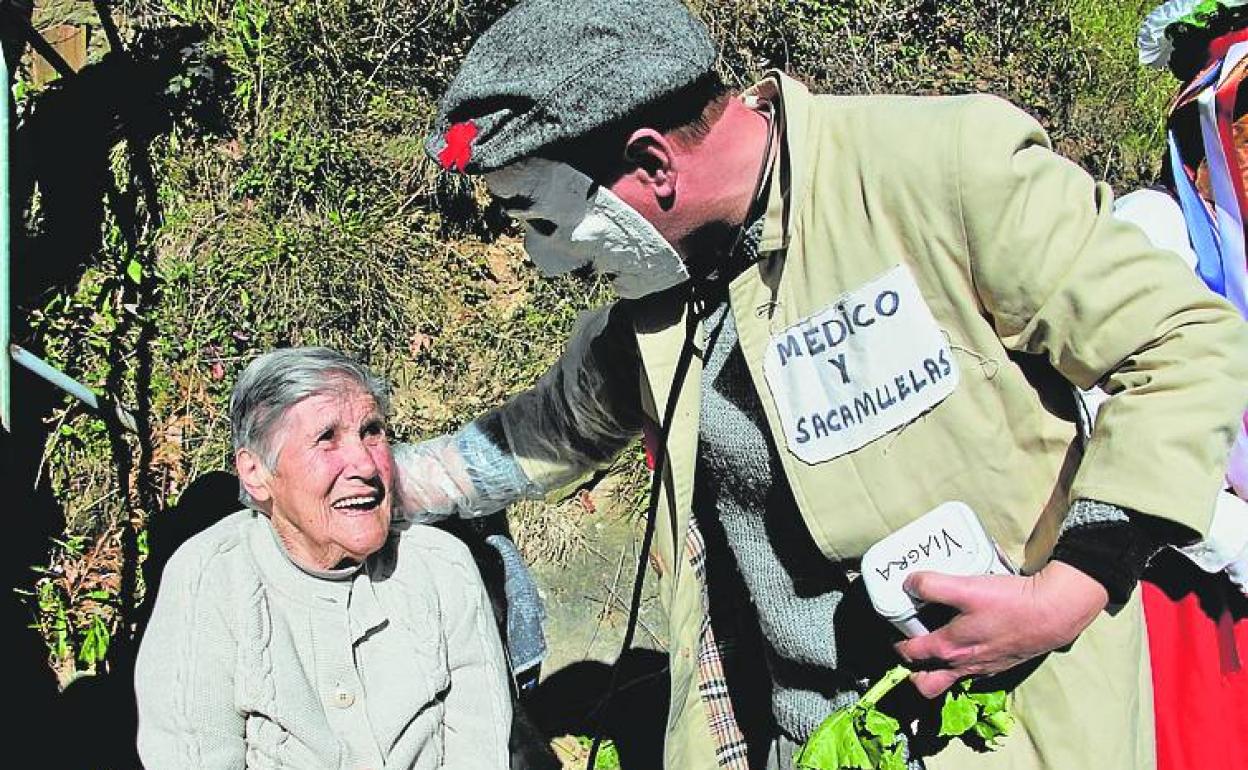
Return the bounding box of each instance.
[331,688,355,708]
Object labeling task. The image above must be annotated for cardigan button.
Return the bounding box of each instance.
[331,688,356,708]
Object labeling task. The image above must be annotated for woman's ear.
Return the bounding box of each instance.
[235,449,273,505]
[621,128,678,202]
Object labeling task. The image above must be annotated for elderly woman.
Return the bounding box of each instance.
[135,347,512,769]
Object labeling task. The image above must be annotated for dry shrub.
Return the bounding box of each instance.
[697,0,1171,189]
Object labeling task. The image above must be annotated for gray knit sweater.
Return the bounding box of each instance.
[696,300,859,737]
[696,301,927,769]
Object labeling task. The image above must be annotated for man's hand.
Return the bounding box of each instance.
[893,561,1109,698]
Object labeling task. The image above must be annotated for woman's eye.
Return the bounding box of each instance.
[316,429,335,443]
[362,421,387,439]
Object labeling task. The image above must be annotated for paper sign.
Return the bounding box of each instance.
[763,264,959,463]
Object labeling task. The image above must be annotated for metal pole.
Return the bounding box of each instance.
[10,345,138,434]
[1,46,10,433]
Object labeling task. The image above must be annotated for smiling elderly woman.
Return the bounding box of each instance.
[135,347,511,769]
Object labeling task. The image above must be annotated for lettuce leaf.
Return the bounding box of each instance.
[796,667,1013,769]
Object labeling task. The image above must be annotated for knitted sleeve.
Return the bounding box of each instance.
[427,534,513,769]
[135,539,246,768]
[1049,499,1157,604]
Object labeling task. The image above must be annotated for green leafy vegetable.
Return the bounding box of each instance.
[795,667,1014,769]
[795,666,909,770]
[939,681,1013,745]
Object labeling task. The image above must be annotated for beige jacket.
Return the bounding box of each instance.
[505,73,1248,770]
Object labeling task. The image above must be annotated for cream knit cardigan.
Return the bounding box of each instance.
[135,509,511,769]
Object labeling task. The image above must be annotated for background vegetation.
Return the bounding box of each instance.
[8,0,1174,746]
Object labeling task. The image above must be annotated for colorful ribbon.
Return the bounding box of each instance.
[1168,40,1248,314]
[1166,35,1248,494]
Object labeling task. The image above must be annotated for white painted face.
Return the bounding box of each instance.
[483,158,690,299]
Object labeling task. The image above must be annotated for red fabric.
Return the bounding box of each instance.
[1207,28,1248,69]
[1215,64,1248,238]
[1170,30,1248,117]
[438,120,478,172]
[1143,566,1248,770]
[641,418,659,471]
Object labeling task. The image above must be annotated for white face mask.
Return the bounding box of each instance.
[483,158,689,299]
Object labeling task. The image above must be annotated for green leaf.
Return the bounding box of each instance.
[126,259,143,284]
[938,689,978,737]
[939,682,1014,746]
[593,739,621,770]
[859,718,897,770]
[966,688,1007,713]
[77,614,111,666]
[573,736,621,770]
[874,743,907,770]
[862,708,899,742]
[798,673,906,769]
[798,668,1014,768]
[969,685,1013,744]
[796,708,872,770]
[972,709,1015,745]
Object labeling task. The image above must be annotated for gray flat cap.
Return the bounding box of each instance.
[426,0,716,174]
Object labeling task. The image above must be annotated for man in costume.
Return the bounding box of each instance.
[395,1,1248,767]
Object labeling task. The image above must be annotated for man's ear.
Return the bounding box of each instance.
[621,128,678,201]
[235,449,273,505]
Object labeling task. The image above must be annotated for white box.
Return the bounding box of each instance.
[860,501,1014,637]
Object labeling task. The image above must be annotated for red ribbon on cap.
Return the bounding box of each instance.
[438,120,478,172]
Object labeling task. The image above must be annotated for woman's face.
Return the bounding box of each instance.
[240,380,395,570]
